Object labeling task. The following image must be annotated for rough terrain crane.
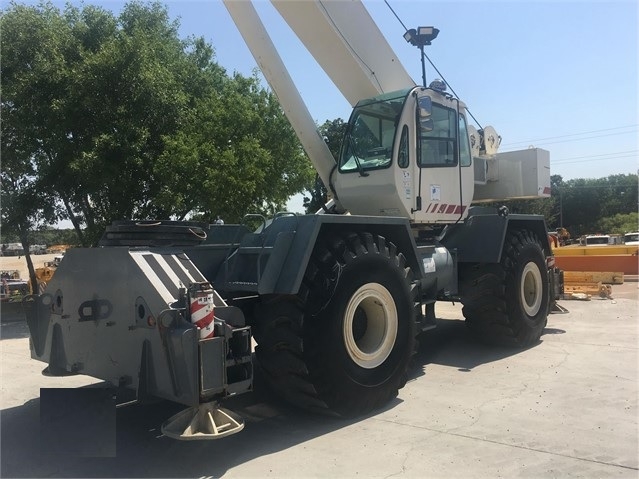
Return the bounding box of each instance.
[24,0,561,439]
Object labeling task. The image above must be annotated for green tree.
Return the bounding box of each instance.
[154,72,313,222]
[0,228,79,247]
[0,2,62,287]
[1,1,313,245]
[557,174,638,236]
[303,118,346,213]
[595,212,639,235]
[0,128,59,289]
[472,173,639,237]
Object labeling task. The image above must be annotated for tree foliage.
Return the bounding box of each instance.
[594,212,638,235]
[2,0,636,255]
[303,118,346,213]
[1,1,314,246]
[156,72,312,222]
[554,174,638,236]
[1,228,80,248]
[473,173,638,237]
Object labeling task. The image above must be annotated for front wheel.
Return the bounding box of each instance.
[254,232,418,417]
[460,229,549,347]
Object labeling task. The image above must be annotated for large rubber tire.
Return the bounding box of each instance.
[253,232,418,417]
[459,229,549,347]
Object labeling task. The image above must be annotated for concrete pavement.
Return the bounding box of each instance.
[1,285,637,478]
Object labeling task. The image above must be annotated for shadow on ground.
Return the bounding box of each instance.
[0,302,27,329]
[412,318,561,374]
[1,316,559,478]
[1,366,374,478]
[1,320,31,340]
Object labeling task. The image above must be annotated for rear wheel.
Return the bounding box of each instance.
[460,229,549,347]
[254,232,418,417]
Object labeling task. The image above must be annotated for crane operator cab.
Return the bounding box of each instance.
[334,82,475,226]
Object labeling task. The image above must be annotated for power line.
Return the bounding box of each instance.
[383,0,408,31]
[501,130,638,151]
[552,154,637,165]
[381,1,636,154]
[501,124,638,147]
[383,0,483,129]
[554,184,638,190]
[552,149,638,163]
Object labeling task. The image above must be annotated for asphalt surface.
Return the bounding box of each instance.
[1,282,637,478]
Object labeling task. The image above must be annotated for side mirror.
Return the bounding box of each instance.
[417,97,433,132]
[420,118,434,132]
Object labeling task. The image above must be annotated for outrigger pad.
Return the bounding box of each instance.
[161,402,244,440]
[550,302,569,314]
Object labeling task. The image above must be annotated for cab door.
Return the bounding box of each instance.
[411,93,474,224]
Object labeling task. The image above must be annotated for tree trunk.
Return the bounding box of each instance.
[19,228,38,295]
[62,197,87,247]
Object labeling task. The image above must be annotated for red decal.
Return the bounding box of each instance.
[445,204,456,214]
[454,205,467,215]
[543,187,551,195]
[438,204,448,213]
[190,291,215,339]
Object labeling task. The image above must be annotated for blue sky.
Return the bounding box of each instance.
[174,0,638,212]
[9,0,639,214]
[170,0,638,181]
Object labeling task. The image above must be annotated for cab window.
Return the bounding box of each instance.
[339,90,408,173]
[459,114,472,167]
[398,125,409,168]
[418,105,456,167]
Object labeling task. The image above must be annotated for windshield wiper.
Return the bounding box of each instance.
[347,133,369,177]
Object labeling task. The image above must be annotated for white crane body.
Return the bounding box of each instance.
[223,0,339,206]
[224,0,550,224]
[271,0,415,104]
[332,87,476,223]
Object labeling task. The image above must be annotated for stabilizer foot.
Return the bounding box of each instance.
[550,302,569,314]
[161,402,244,440]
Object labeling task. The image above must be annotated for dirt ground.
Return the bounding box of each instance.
[0,253,61,279]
